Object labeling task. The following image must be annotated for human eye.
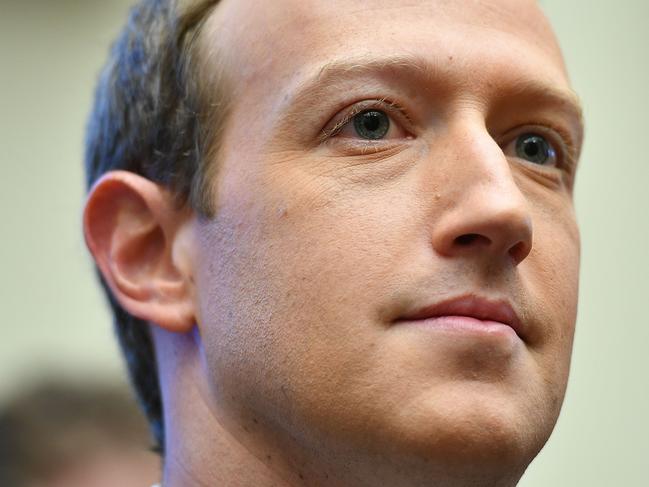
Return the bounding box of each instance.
[502,125,576,172]
[348,109,392,140]
[319,100,413,144]
[511,133,556,166]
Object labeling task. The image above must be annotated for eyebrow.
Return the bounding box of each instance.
[501,77,585,129]
[284,53,584,134]
[287,54,439,108]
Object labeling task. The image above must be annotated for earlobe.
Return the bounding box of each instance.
[83,171,196,333]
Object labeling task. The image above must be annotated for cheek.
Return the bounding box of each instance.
[252,163,422,301]
[191,165,420,425]
[523,201,580,394]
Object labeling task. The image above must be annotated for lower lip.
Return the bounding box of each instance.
[396,315,519,339]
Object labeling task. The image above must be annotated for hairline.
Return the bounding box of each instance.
[179,0,232,218]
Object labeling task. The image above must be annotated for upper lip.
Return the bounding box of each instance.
[395,294,525,339]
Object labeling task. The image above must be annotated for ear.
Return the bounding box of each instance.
[83,170,195,333]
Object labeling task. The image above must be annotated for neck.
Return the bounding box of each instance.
[155,329,299,487]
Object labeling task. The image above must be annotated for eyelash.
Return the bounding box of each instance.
[318,100,578,173]
[318,98,412,143]
[505,121,578,171]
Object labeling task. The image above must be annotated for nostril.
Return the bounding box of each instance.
[454,233,489,247]
[508,240,531,265]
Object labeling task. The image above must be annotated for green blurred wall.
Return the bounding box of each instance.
[1,1,647,485]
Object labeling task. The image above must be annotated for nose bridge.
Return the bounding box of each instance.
[452,116,512,189]
[443,116,525,208]
[430,117,533,266]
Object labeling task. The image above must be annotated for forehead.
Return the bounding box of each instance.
[199,0,578,142]
[205,0,566,82]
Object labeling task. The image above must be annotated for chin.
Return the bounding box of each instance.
[311,385,554,487]
[373,382,557,476]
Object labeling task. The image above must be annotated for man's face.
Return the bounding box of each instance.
[189,0,583,483]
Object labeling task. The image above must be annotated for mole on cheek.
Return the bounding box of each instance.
[276,205,289,218]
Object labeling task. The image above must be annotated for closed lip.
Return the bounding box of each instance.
[395,294,525,340]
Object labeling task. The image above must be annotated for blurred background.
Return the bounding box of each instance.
[0,0,647,485]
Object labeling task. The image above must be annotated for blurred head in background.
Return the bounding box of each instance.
[0,380,160,487]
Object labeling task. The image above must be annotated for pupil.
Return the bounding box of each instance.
[364,115,380,132]
[353,110,390,140]
[525,141,539,157]
[516,133,551,165]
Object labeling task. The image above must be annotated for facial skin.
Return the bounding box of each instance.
[85,0,584,486]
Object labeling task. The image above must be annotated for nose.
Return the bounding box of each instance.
[430,127,533,267]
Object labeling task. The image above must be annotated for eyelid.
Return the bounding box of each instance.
[503,122,578,170]
[318,98,413,144]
